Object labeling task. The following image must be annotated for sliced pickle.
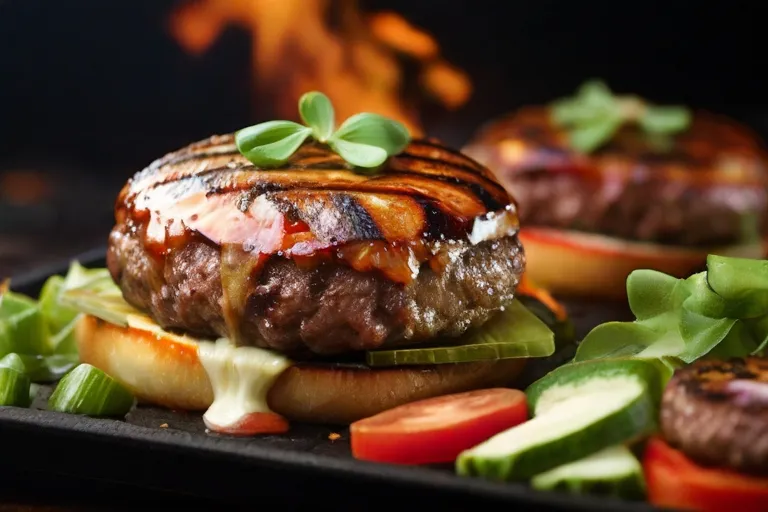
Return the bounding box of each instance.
[366,299,556,367]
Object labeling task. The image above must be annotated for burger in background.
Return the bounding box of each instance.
[463,80,768,298]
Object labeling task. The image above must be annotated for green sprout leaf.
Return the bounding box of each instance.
[578,80,615,107]
[566,115,623,153]
[550,80,616,128]
[640,105,691,134]
[549,79,691,153]
[235,121,312,167]
[299,91,335,142]
[331,113,410,157]
[327,138,389,168]
[236,91,411,169]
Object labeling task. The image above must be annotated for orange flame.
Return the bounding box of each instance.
[169,0,472,136]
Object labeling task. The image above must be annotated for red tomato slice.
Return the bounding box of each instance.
[350,388,528,465]
[644,437,768,512]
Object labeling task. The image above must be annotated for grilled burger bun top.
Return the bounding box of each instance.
[463,107,768,298]
[81,134,531,425]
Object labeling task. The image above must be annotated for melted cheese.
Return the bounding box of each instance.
[70,289,294,433]
[196,338,291,429]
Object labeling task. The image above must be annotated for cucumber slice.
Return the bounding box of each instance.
[366,299,555,366]
[456,375,655,480]
[531,445,646,499]
[526,358,664,414]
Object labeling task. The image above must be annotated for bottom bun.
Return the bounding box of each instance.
[519,228,768,299]
[75,315,527,425]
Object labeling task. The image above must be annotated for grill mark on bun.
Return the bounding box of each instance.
[331,194,383,241]
[379,169,505,211]
[142,166,499,217]
[132,136,508,209]
[415,198,471,241]
[387,154,508,200]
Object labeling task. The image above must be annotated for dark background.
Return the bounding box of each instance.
[0,0,766,273]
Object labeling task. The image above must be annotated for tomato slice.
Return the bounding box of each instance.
[350,388,528,465]
[643,437,768,512]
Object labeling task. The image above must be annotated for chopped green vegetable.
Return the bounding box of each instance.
[365,299,555,366]
[0,263,120,409]
[0,366,32,407]
[49,315,81,356]
[0,352,26,373]
[530,445,646,500]
[15,353,78,382]
[38,275,70,334]
[48,363,135,417]
[0,291,45,357]
[1,261,114,368]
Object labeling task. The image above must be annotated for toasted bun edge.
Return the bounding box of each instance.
[75,315,527,425]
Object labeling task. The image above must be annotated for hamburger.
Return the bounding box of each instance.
[66,127,559,433]
[645,356,768,510]
[463,81,768,298]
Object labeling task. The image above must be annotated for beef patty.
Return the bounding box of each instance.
[108,228,524,357]
[464,107,768,247]
[107,134,523,356]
